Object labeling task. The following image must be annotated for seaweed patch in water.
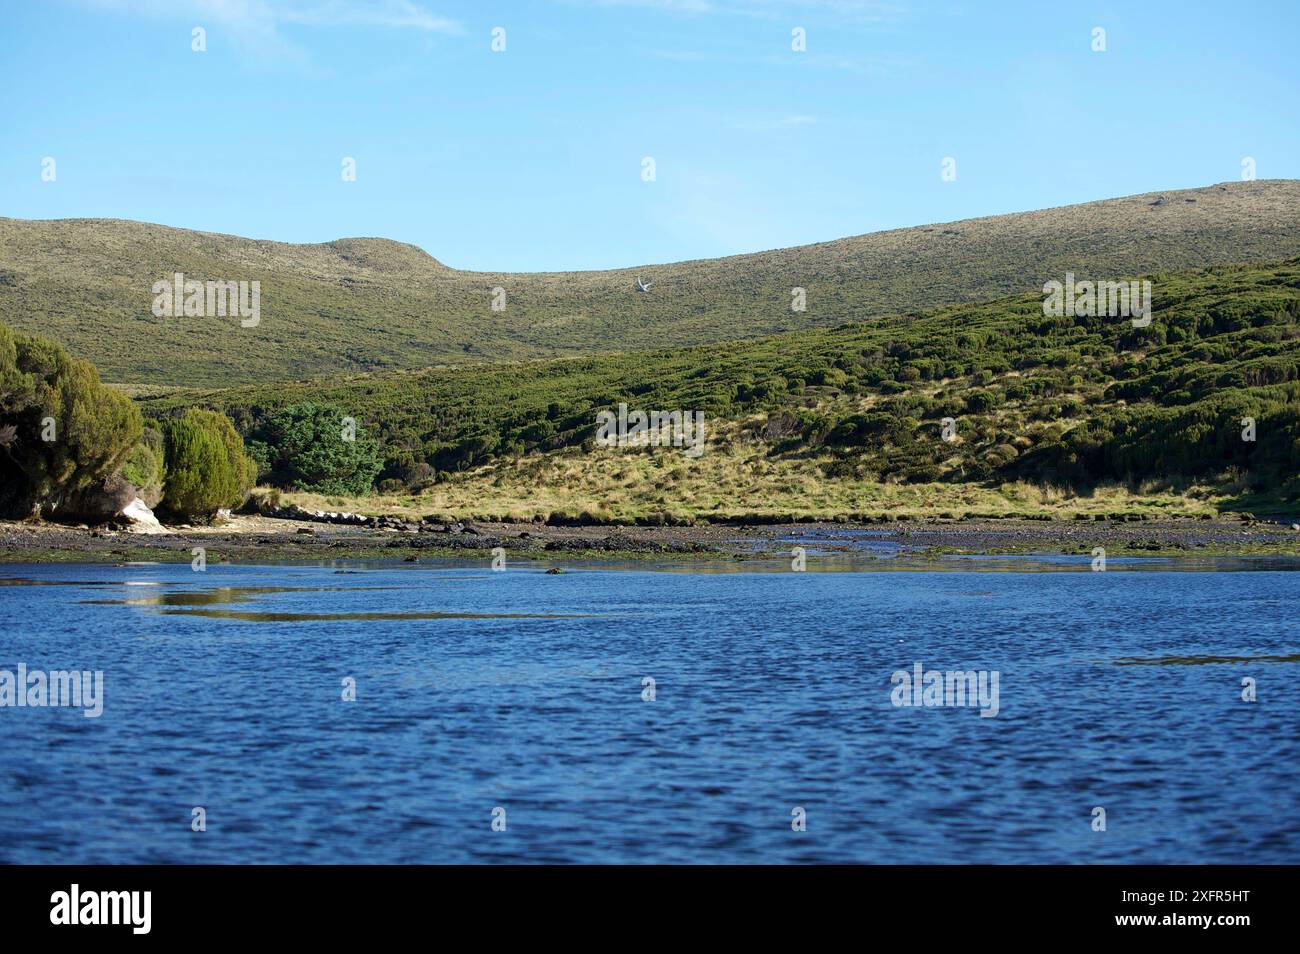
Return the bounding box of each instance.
[1115,653,1300,666]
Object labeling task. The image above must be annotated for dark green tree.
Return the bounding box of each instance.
[253,402,383,495]
[0,322,142,515]
[121,426,165,507]
[160,409,256,517]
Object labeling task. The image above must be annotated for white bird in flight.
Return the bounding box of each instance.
[636,278,652,293]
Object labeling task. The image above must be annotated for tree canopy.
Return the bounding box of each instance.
[247,401,383,496]
[160,408,257,517]
[0,322,142,515]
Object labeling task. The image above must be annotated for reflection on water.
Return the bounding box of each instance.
[0,577,164,587]
[79,584,588,622]
[2,560,1299,864]
[83,585,401,606]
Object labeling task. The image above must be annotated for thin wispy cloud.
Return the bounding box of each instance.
[77,0,461,71]
[82,0,460,33]
[600,0,911,75]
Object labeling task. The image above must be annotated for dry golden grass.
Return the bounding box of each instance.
[283,435,1225,523]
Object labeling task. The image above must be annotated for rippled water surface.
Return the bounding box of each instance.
[2,559,1298,863]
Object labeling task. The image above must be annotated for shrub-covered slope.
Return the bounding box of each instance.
[137,257,1300,503]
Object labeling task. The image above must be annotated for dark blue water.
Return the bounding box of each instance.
[2,559,1298,863]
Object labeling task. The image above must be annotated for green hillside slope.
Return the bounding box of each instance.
[5,180,1300,386]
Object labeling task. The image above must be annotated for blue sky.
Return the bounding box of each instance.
[1,0,1297,271]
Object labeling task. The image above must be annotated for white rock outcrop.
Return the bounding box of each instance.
[120,498,167,534]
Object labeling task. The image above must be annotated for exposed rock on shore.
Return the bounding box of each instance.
[259,502,419,532]
[119,498,165,534]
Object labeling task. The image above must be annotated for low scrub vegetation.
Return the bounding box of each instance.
[10,254,1298,524]
[140,258,1300,507]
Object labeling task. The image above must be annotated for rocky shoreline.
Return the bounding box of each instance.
[1,511,1298,565]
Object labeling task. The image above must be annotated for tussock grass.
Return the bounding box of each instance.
[283,442,1224,523]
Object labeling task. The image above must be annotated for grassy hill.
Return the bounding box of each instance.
[5,180,1300,386]
[136,256,1300,519]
